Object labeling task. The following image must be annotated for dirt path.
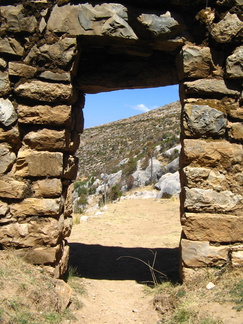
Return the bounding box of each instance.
[68,197,181,324]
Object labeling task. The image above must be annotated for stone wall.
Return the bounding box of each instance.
[0,0,242,279]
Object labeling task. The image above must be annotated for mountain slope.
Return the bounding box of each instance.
[77,101,181,179]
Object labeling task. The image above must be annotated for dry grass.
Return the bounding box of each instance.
[149,267,243,324]
[0,252,85,324]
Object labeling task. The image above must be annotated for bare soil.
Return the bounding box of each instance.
[67,196,243,324]
[68,197,181,324]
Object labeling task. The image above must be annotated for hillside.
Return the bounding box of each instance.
[76,101,181,179]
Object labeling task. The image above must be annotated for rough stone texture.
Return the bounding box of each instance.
[0,176,28,199]
[182,139,243,170]
[31,179,62,198]
[0,71,10,96]
[23,129,70,151]
[15,150,63,177]
[231,250,243,267]
[0,0,242,279]
[0,98,18,127]
[184,187,243,213]
[210,12,243,43]
[184,79,240,98]
[183,104,227,137]
[181,239,229,267]
[0,4,38,33]
[177,45,214,79]
[0,38,24,57]
[9,62,37,79]
[182,213,243,242]
[24,37,77,69]
[226,46,243,78]
[10,198,62,218]
[14,80,74,104]
[0,143,16,174]
[0,217,63,248]
[17,105,72,126]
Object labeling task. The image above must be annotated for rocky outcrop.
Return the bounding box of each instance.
[0,0,242,280]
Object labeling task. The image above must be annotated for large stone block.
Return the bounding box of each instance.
[226,46,243,79]
[0,98,18,127]
[184,79,240,98]
[228,122,243,141]
[23,129,70,151]
[0,176,28,199]
[47,3,137,39]
[17,104,72,126]
[184,187,243,213]
[182,139,243,170]
[177,45,214,79]
[181,239,229,267]
[24,37,77,69]
[183,103,226,137]
[15,150,63,177]
[14,80,74,104]
[0,4,38,33]
[182,213,243,242]
[39,71,71,83]
[9,62,37,78]
[0,38,24,57]
[0,217,63,248]
[210,12,243,43]
[0,71,10,96]
[10,198,62,217]
[231,250,243,267]
[32,179,62,198]
[0,143,16,174]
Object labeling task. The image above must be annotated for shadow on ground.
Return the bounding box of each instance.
[69,243,180,284]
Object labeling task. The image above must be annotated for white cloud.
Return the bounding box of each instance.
[130,104,151,113]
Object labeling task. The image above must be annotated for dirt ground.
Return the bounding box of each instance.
[68,197,181,324]
[67,196,243,324]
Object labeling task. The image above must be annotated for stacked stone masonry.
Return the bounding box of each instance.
[0,0,242,280]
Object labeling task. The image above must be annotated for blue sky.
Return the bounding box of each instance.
[83,85,179,128]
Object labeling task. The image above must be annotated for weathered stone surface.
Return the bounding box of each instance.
[0,126,20,145]
[184,187,243,213]
[0,98,17,127]
[210,12,243,43]
[63,155,79,180]
[63,217,72,238]
[63,183,74,217]
[54,278,73,310]
[47,3,137,39]
[39,71,71,83]
[53,243,69,278]
[138,11,185,38]
[9,62,37,78]
[15,150,63,177]
[23,129,70,151]
[182,213,243,242]
[32,179,62,198]
[182,139,243,170]
[177,45,214,79]
[181,239,229,267]
[226,46,243,78]
[0,176,28,199]
[184,79,240,97]
[0,38,24,57]
[11,198,62,217]
[183,104,226,137]
[0,201,9,216]
[0,217,63,248]
[0,58,7,69]
[24,37,77,69]
[0,71,10,96]
[0,4,38,33]
[183,166,227,191]
[231,250,243,267]
[228,122,243,140]
[0,143,16,174]
[16,244,62,265]
[17,104,72,126]
[14,80,74,103]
